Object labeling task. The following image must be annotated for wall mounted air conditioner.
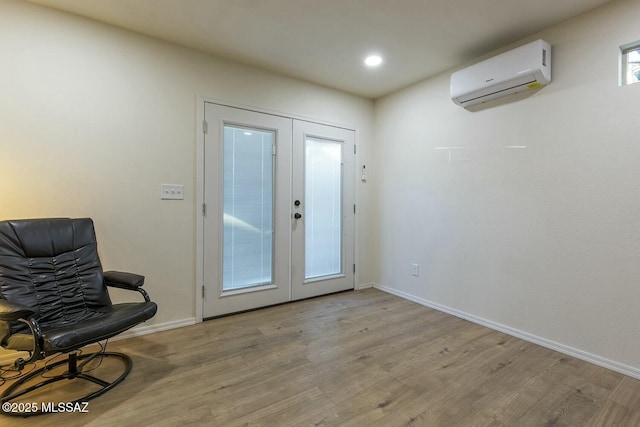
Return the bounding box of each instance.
[450,39,551,108]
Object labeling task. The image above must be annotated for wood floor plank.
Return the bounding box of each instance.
[2,288,640,426]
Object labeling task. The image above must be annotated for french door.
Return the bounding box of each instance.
[202,103,354,317]
[291,120,355,300]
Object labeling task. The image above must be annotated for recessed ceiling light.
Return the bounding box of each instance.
[364,55,383,67]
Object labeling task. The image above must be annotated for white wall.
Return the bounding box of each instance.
[374,0,640,377]
[0,0,375,328]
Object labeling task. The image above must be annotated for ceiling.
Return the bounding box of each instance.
[27,0,614,99]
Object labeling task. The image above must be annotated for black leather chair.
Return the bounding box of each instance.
[0,218,157,416]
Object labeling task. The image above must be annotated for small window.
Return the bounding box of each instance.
[621,42,640,86]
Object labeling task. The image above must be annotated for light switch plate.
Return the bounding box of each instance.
[161,184,184,200]
[411,263,419,277]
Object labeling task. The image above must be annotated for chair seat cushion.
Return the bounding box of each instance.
[6,302,157,353]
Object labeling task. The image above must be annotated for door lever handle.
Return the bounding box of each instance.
[294,213,302,219]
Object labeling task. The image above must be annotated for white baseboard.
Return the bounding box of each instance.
[355,282,374,290]
[111,317,196,342]
[373,283,640,381]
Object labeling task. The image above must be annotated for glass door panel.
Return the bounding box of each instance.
[305,137,343,280]
[223,125,274,291]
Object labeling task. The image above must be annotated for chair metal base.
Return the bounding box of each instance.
[1,351,132,417]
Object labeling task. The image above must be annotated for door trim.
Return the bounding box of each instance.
[195,95,359,322]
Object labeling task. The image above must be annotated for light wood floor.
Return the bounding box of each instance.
[2,288,640,426]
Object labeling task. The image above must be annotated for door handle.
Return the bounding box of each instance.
[294,213,302,219]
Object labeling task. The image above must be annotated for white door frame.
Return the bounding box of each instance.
[195,96,360,322]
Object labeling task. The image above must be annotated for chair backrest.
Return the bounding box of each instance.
[0,218,112,333]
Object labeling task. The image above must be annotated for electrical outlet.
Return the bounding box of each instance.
[411,263,419,277]
[161,184,184,200]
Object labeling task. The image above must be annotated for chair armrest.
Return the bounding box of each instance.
[104,271,145,290]
[2,313,45,366]
[104,271,151,302]
[0,299,35,322]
